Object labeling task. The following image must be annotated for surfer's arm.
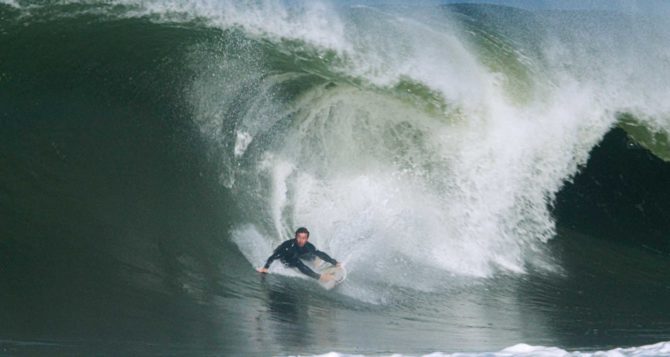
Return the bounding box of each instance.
[294,259,321,280]
[314,250,338,266]
[263,252,281,269]
[263,240,290,269]
[304,242,338,266]
[262,256,276,270]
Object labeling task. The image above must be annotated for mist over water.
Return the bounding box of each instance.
[2,0,670,355]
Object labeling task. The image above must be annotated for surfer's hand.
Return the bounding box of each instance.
[256,267,269,274]
[319,273,334,282]
[335,262,342,267]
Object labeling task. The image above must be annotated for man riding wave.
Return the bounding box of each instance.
[257,227,340,282]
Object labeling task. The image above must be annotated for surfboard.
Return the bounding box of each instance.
[258,258,346,289]
[317,265,346,290]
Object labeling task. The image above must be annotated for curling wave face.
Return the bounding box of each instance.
[177,0,670,289]
[6,0,670,291]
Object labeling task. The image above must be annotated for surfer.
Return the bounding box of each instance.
[257,227,340,282]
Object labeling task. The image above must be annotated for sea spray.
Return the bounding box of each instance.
[198,4,616,285]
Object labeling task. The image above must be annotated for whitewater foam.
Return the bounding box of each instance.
[301,341,670,357]
[200,1,669,288]
[0,0,18,8]
[112,0,351,53]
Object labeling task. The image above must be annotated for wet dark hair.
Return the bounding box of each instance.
[295,227,310,237]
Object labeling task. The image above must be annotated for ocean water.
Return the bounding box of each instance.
[1,1,670,355]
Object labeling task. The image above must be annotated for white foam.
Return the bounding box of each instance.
[0,0,19,8]
[178,1,670,294]
[300,341,670,357]
[234,130,253,158]
[111,0,351,53]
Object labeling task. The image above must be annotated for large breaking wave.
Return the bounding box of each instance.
[3,0,670,292]
[3,1,670,354]
[177,1,670,287]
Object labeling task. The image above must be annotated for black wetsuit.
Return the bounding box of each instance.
[263,239,338,279]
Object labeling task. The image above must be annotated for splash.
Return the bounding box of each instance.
[179,2,670,292]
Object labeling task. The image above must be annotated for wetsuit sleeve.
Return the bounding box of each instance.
[314,250,338,265]
[263,240,290,269]
[293,259,321,280]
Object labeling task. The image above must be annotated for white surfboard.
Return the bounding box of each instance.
[317,265,347,290]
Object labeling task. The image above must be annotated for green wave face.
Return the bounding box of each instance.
[618,113,670,162]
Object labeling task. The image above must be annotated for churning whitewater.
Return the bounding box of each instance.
[183,0,670,286]
[2,0,670,355]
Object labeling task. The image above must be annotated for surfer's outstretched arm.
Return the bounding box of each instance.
[304,242,338,266]
[258,240,291,273]
[314,250,338,266]
[293,259,321,280]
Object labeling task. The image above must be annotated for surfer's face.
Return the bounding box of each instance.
[295,232,309,247]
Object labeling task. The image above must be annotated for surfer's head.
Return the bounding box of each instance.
[294,227,310,247]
